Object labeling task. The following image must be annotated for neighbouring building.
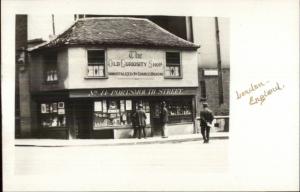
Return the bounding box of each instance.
[27,17,200,139]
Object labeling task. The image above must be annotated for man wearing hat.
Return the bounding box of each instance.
[160,101,169,138]
[199,103,214,143]
[136,104,147,139]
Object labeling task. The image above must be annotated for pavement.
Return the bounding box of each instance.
[15,132,229,147]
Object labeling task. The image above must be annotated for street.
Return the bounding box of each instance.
[15,139,228,175]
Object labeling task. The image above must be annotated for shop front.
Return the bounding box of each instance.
[69,87,197,139]
[29,17,200,139]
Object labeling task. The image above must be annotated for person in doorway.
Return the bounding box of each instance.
[160,101,169,138]
[200,103,214,143]
[131,110,137,138]
[136,104,147,139]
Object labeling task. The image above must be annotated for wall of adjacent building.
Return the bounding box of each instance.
[16,15,31,138]
[192,17,230,116]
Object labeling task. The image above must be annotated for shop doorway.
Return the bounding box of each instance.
[150,101,163,136]
[133,98,165,137]
[74,100,93,139]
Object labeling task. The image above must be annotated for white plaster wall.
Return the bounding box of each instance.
[68,47,198,89]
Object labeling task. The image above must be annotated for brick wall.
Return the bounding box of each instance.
[196,67,230,116]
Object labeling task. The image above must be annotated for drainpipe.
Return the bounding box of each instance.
[215,17,224,105]
[186,16,194,42]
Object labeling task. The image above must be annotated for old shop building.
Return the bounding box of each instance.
[28,17,200,139]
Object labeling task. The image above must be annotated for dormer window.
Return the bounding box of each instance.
[165,52,182,78]
[44,53,58,83]
[87,50,106,77]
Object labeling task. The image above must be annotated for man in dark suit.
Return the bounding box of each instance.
[200,103,214,143]
[136,104,147,139]
[131,110,137,138]
[160,101,169,138]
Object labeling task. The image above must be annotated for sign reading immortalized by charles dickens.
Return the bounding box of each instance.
[107,50,164,79]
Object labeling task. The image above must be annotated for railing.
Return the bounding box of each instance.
[213,115,230,132]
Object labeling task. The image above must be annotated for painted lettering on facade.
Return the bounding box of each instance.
[107,50,164,78]
[87,88,184,97]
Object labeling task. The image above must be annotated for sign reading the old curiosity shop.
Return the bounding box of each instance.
[107,50,164,78]
[69,87,197,98]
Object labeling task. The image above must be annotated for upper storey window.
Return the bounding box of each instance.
[44,53,58,83]
[165,52,182,78]
[87,50,106,78]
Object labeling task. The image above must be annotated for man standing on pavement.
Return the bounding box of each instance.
[160,101,169,138]
[136,104,147,139]
[131,110,137,138]
[199,103,214,143]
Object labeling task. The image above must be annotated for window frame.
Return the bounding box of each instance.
[85,48,108,79]
[164,51,183,79]
[200,80,207,100]
[43,52,58,84]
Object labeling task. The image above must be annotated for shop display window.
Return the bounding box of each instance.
[40,102,66,128]
[93,99,132,129]
[165,52,181,78]
[166,99,193,123]
[93,100,151,129]
[87,50,106,77]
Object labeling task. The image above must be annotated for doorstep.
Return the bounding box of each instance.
[15,132,229,147]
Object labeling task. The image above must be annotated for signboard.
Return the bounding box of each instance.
[204,69,218,76]
[70,87,197,98]
[107,50,164,79]
[125,100,132,110]
[94,101,102,112]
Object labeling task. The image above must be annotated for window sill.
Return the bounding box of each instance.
[84,76,108,79]
[41,127,67,130]
[43,81,59,85]
[164,76,183,79]
[93,125,151,130]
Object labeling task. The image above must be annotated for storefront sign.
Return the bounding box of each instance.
[70,87,197,98]
[107,50,164,78]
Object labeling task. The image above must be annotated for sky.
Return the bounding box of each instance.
[28,14,75,40]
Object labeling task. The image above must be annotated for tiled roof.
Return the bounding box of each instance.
[32,17,199,51]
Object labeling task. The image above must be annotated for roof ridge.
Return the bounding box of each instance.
[77,17,148,21]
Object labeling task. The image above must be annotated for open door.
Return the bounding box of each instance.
[150,101,162,136]
[74,100,93,139]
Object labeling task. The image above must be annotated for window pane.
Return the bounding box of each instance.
[88,50,105,64]
[165,66,180,77]
[99,65,104,76]
[200,80,207,98]
[166,52,180,64]
[87,66,94,76]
